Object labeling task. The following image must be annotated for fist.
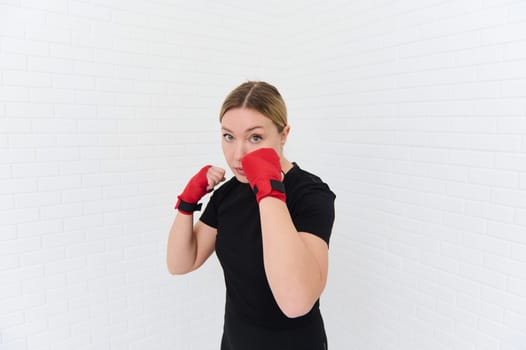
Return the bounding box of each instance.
[175,165,226,215]
[241,148,285,203]
[206,166,226,191]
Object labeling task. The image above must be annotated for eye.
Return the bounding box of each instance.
[249,134,262,143]
[223,133,234,142]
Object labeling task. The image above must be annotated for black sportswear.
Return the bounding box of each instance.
[200,163,335,349]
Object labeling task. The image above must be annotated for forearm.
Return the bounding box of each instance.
[166,213,197,275]
[167,165,224,274]
[259,197,325,318]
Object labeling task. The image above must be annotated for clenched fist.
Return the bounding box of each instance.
[175,165,226,215]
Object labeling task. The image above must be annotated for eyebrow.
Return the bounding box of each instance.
[221,126,264,133]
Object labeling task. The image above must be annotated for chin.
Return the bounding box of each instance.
[234,174,249,183]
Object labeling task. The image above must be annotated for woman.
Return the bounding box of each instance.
[167,81,336,349]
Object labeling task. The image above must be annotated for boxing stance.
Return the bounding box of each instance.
[167,81,336,350]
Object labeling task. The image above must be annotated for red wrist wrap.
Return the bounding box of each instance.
[174,197,203,215]
[241,148,286,203]
[253,179,286,203]
[174,165,211,215]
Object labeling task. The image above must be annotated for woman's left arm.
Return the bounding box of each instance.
[241,148,331,318]
[258,197,328,319]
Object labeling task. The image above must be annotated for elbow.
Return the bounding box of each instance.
[166,260,192,275]
[167,266,185,275]
[275,294,317,319]
[270,278,325,318]
[282,305,313,319]
[167,266,189,275]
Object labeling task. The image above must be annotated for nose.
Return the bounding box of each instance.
[234,141,248,161]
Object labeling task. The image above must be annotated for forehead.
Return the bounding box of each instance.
[221,108,273,131]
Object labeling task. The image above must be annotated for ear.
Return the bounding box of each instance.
[280,125,291,146]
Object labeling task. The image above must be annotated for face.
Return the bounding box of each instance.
[221,108,289,183]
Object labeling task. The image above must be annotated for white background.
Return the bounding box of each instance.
[1,0,526,349]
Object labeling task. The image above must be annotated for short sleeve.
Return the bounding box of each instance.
[199,194,218,228]
[290,186,335,246]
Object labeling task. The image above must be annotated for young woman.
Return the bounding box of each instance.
[167,81,336,350]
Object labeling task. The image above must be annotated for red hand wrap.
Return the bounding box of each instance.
[175,165,212,215]
[241,148,286,203]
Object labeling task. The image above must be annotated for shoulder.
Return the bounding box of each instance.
[283,163,336,245]
[200,176,243,226]
[284,163,335,200]
[209,176,241,201]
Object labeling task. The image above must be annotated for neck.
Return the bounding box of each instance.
[280,158,294,174]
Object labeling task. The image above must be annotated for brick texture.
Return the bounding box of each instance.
[2,1,526,350]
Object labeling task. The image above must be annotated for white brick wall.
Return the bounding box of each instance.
[2,0,526,349]
[281,1,526,349]
[0,1,282,349]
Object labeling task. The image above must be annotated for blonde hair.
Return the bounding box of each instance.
[219,81,287,132]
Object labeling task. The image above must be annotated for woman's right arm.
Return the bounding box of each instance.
[166,215,217,275]
[166,165,225,275]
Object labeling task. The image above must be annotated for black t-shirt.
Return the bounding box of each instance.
[200,163,336,330]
